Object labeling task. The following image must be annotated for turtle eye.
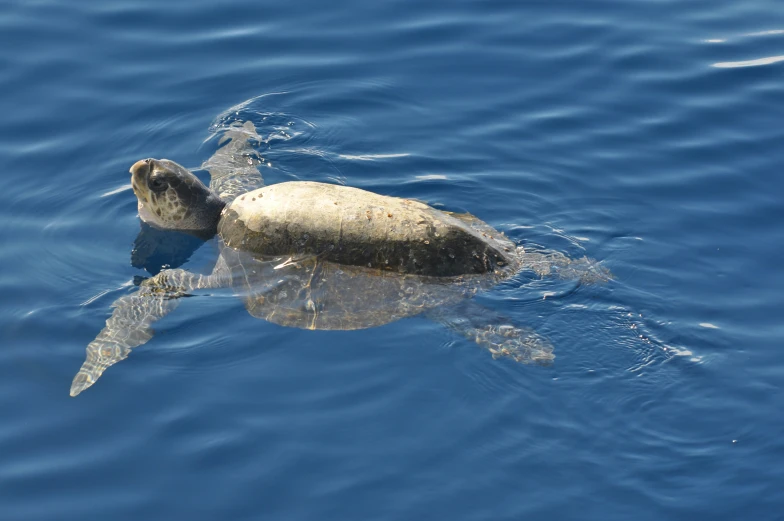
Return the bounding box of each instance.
[149,177,167,192]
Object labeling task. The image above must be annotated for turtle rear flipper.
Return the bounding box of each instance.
[518,248,613,284]
[426,299,554,364]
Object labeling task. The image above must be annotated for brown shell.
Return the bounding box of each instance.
[218,182,518,277]
[213,181,521,329]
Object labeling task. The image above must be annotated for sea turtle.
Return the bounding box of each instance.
[70,121,608,396]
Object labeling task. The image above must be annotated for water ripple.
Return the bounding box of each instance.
[713,55,784,68]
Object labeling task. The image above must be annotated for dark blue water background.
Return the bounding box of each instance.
[1,0,783,519]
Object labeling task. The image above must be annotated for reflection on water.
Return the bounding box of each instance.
[131,223,207,275]
[712,55,784,68]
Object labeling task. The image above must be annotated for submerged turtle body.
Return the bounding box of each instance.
[214,214,517,332]
[221,250,479,330]
[71,120,608,397]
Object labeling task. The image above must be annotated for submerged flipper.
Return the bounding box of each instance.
[443,211,612,285]
[70,270,220,396]
[202,120,265,201]
[427,299,555,364]
[518,248,612,284]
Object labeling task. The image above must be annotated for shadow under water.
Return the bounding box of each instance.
[131,222,208,276]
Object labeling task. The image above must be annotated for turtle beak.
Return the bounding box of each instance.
[130,158,152,180]
[130,159,154,201]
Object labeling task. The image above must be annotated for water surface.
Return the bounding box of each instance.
[1,0,783,519]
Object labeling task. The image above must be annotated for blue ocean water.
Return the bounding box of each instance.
[1,0,783,519]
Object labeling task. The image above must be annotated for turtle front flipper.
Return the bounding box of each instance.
[202,120,265,202]
[70,269,220,397]
[426,299,555,364]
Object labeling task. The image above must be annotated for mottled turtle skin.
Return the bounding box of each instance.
[71,121,607,396]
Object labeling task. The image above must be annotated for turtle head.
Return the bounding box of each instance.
[130,158,225,235]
